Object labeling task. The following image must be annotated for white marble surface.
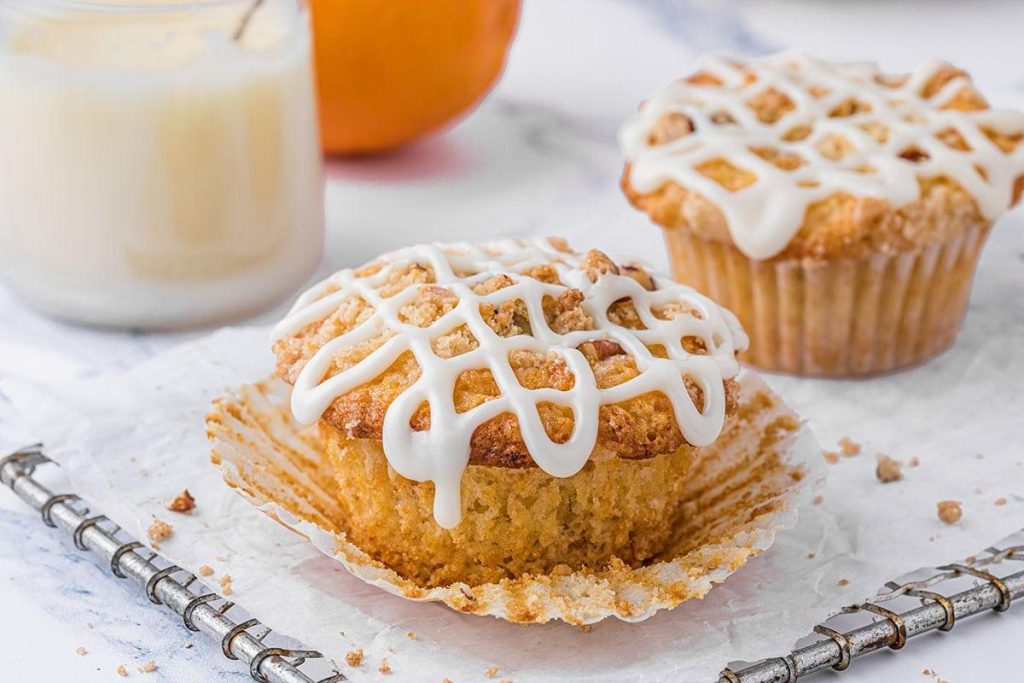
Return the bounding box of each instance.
[2,0,1023,680]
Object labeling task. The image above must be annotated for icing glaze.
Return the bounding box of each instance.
[273,238,748,528]
[620,52,1024,260]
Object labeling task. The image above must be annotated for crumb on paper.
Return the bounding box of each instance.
[995,497,1008,506]
[345,650,363,667]
[485,665,501,678]
[116,664,128,677]
[839,437,861,456]
[837,578,849,586]
[823,451,840,464]
[876,454,903,483]
[909,457,920,468]
[812,494,824,505]
[146,519,173,543]
[137,660,157,674]
[378,658,391,674]
[166,489,196,514]
[75,646,87,656]
[198,565,214,576]
[937,500,962,524]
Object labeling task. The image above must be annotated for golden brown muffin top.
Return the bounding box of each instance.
[620,53,1024,261]
[273,238,747,471]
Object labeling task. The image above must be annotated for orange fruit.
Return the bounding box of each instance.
[310,0,521,155]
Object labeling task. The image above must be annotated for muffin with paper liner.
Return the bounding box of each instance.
[207,237,824,623]
[620,52,1024,376]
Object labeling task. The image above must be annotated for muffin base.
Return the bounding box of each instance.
[662,223,991,376]
[324,431,700,587]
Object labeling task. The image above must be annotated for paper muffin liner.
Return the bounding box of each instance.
[662,224,992,376]
[206,371,824,625]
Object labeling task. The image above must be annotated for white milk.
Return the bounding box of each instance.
[0,0,324,328]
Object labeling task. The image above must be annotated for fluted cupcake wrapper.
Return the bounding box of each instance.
[663,224,992,376]
[207,372,823,625]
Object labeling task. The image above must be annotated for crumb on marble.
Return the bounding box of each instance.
[909,456,920,467]
[166,489,196,514]
[198,565,214,577]
[407,631,416,639]
[839,437,861,457]
[75,646,87,656]
[378,658,391,674]
[116,664,128,677]
[345,649,364,667]
[813,494,824,505]
[137,660,157,674]
[976,453,985,460]
[995,497,1008,506]
[837,578,849,586]
[485,665,501,678]
[937,500,962,524]
[876,454,904,483]
[807,552,816,559]
[823,451,840,464]
[146,519,173,543]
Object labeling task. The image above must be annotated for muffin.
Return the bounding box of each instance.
[270,237,749,587]
[620,52,1024,376]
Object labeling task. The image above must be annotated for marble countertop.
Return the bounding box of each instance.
[2,0,1023,680]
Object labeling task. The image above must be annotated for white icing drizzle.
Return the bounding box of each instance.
[620,52,1024,259]
[273,238,748,528]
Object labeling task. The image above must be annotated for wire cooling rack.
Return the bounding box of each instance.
[2,444,1021,683]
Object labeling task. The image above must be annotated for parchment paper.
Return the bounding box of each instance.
[2,322,1022,682]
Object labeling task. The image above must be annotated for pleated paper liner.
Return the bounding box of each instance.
[206,371,824,625]
[663,223,991,376]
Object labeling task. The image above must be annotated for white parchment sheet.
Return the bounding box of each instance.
[2,306,1022,682]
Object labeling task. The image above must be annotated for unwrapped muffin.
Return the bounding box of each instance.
[620,52,1024,376]
[270,237,749,587]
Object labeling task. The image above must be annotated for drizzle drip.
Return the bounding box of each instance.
[620,52,1024,260]
[273,238,748,528]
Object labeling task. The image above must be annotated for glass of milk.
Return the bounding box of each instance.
[0,0,324,329]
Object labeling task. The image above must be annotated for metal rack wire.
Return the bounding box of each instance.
[0,445,344,683]
[2,444,1021,683]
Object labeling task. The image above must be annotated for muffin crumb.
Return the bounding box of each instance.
[823,451,840,465]
[146,519,173,543]
[378,658,391,674]
[166,489,196,514]
[345,650,364,667]
[485,666,502,678]
[837,578,849,586]
[812,495,824,505]
[839,437,861,456]
[198,565,214,577]
[137,660,157,674]
[116,664,128,677]
[75,646,87,656]
[994,497,1007,506]
[937,500,962,524]
[876,454,903,483]
[908,457,920,468]
[406,631,416,639]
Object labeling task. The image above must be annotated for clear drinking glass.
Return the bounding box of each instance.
[0,0,324,328]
